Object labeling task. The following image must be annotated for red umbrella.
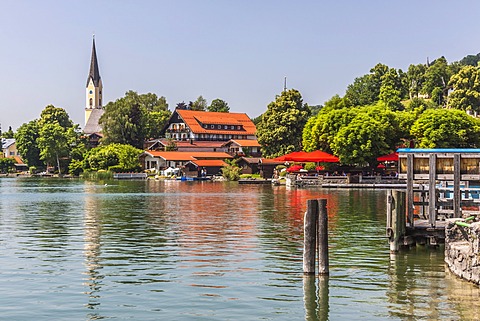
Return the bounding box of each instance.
[377,163,386,168]
[290,150,339,163]
[377,152,398,162]
[286,164,304,172]
[274,151,308,162]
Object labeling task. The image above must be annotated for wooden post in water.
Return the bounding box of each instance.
[303,199,318,274]
[386,190,406,252]
[428,154,437,227]
[453,154,461,218]
[318,199,329,275]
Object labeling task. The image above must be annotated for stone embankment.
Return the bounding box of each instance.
[445,218,480,285]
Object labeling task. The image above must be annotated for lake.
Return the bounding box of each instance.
[1,178,480,320]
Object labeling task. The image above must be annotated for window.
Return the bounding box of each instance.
[211,125,214,129]
[204,124,208,129]
[89,98,93,107]
[224,125,228,129]
[237,126,241,130]
[218,125,221,129]
[231,125,234,130]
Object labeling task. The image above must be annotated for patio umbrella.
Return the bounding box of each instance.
[290,150,339,163]
[273,151,308,162]
[286,164,304,172]
[377,152,398,162]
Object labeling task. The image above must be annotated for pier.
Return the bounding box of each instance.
[386,149,480,251]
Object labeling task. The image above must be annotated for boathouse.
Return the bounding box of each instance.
[387,148,480,251]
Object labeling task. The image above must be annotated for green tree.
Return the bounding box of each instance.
[302,107,357,153]
[15,120,42,168]
[221,159,242,181]
[448,65,480,112]
[100,91,171,146]
[0,158,15,173]
[422,57,451,103]
[208,99,230,112]
[410,109,480,148]
[38,105,73,129]
[84,143,143,172]
[191,95,208,111]
[1,126,14,138]
[257,89,311,157]
[379,68,403,110]
[344,74,378,106]
[37,123,70,174]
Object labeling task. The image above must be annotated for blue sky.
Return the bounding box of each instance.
[1,1,480,131]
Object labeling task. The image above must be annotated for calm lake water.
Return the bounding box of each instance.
[1,178,480,320]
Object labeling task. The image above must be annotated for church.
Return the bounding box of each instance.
[83,36,104,147]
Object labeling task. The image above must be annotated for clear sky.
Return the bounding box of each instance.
[1,0,480,131]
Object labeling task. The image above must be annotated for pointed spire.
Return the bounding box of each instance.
[87,36,101,87]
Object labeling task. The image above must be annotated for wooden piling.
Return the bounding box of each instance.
[318,199,329,275]
[303,199,318,274]
[386,190,406,252]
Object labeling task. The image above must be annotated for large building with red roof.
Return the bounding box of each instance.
[162,109,257,142]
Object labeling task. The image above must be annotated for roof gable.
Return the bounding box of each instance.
[175,109,256,135]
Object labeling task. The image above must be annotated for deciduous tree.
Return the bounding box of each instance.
[411,109,480,148]
[448,65,480,112]
[208,98,230,112]
[257,89,311,157]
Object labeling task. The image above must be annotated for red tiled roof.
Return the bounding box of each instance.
[12,156,25,165]
[145,151,232,161]
[176,109,256,135]
[187,159,227,167]
[228,139,261,147]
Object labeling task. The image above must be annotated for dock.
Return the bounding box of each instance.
[386,149,480,251]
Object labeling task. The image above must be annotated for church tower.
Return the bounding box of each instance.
[85,36,103,126]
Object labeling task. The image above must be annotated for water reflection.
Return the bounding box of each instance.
[303,275,329,321]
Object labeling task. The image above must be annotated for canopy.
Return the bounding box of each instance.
[294,150,340,163]
[377,152,399,162]
[273,151,308,162]
[286,164,304,172]
[274,150,339,163]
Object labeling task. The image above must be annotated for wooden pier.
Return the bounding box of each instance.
[387,149,480,252]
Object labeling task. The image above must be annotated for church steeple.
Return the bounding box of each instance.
[85,36,103,125]
[87,36,101,87]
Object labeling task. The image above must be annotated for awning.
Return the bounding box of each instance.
[377,152,399,162]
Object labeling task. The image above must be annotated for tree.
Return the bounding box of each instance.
[83,144,143,172]
[37,123,70,174]
[406,63,427,99]
[0,158,15,173]
[448,65,480,113]
[257,89,311,157]
[221,159,242,181]
[422,56,451,102]
[302,106,357,153]
[15,120,42,168]
[38,105,73,129]
[1,126,14,139]
[191,96,208,111]
[379,68,403,111]
[208,99,230,112]
[410,109,480,148]
[100,91,172,147]
[344,74,378,106]
[332,113,390,165]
